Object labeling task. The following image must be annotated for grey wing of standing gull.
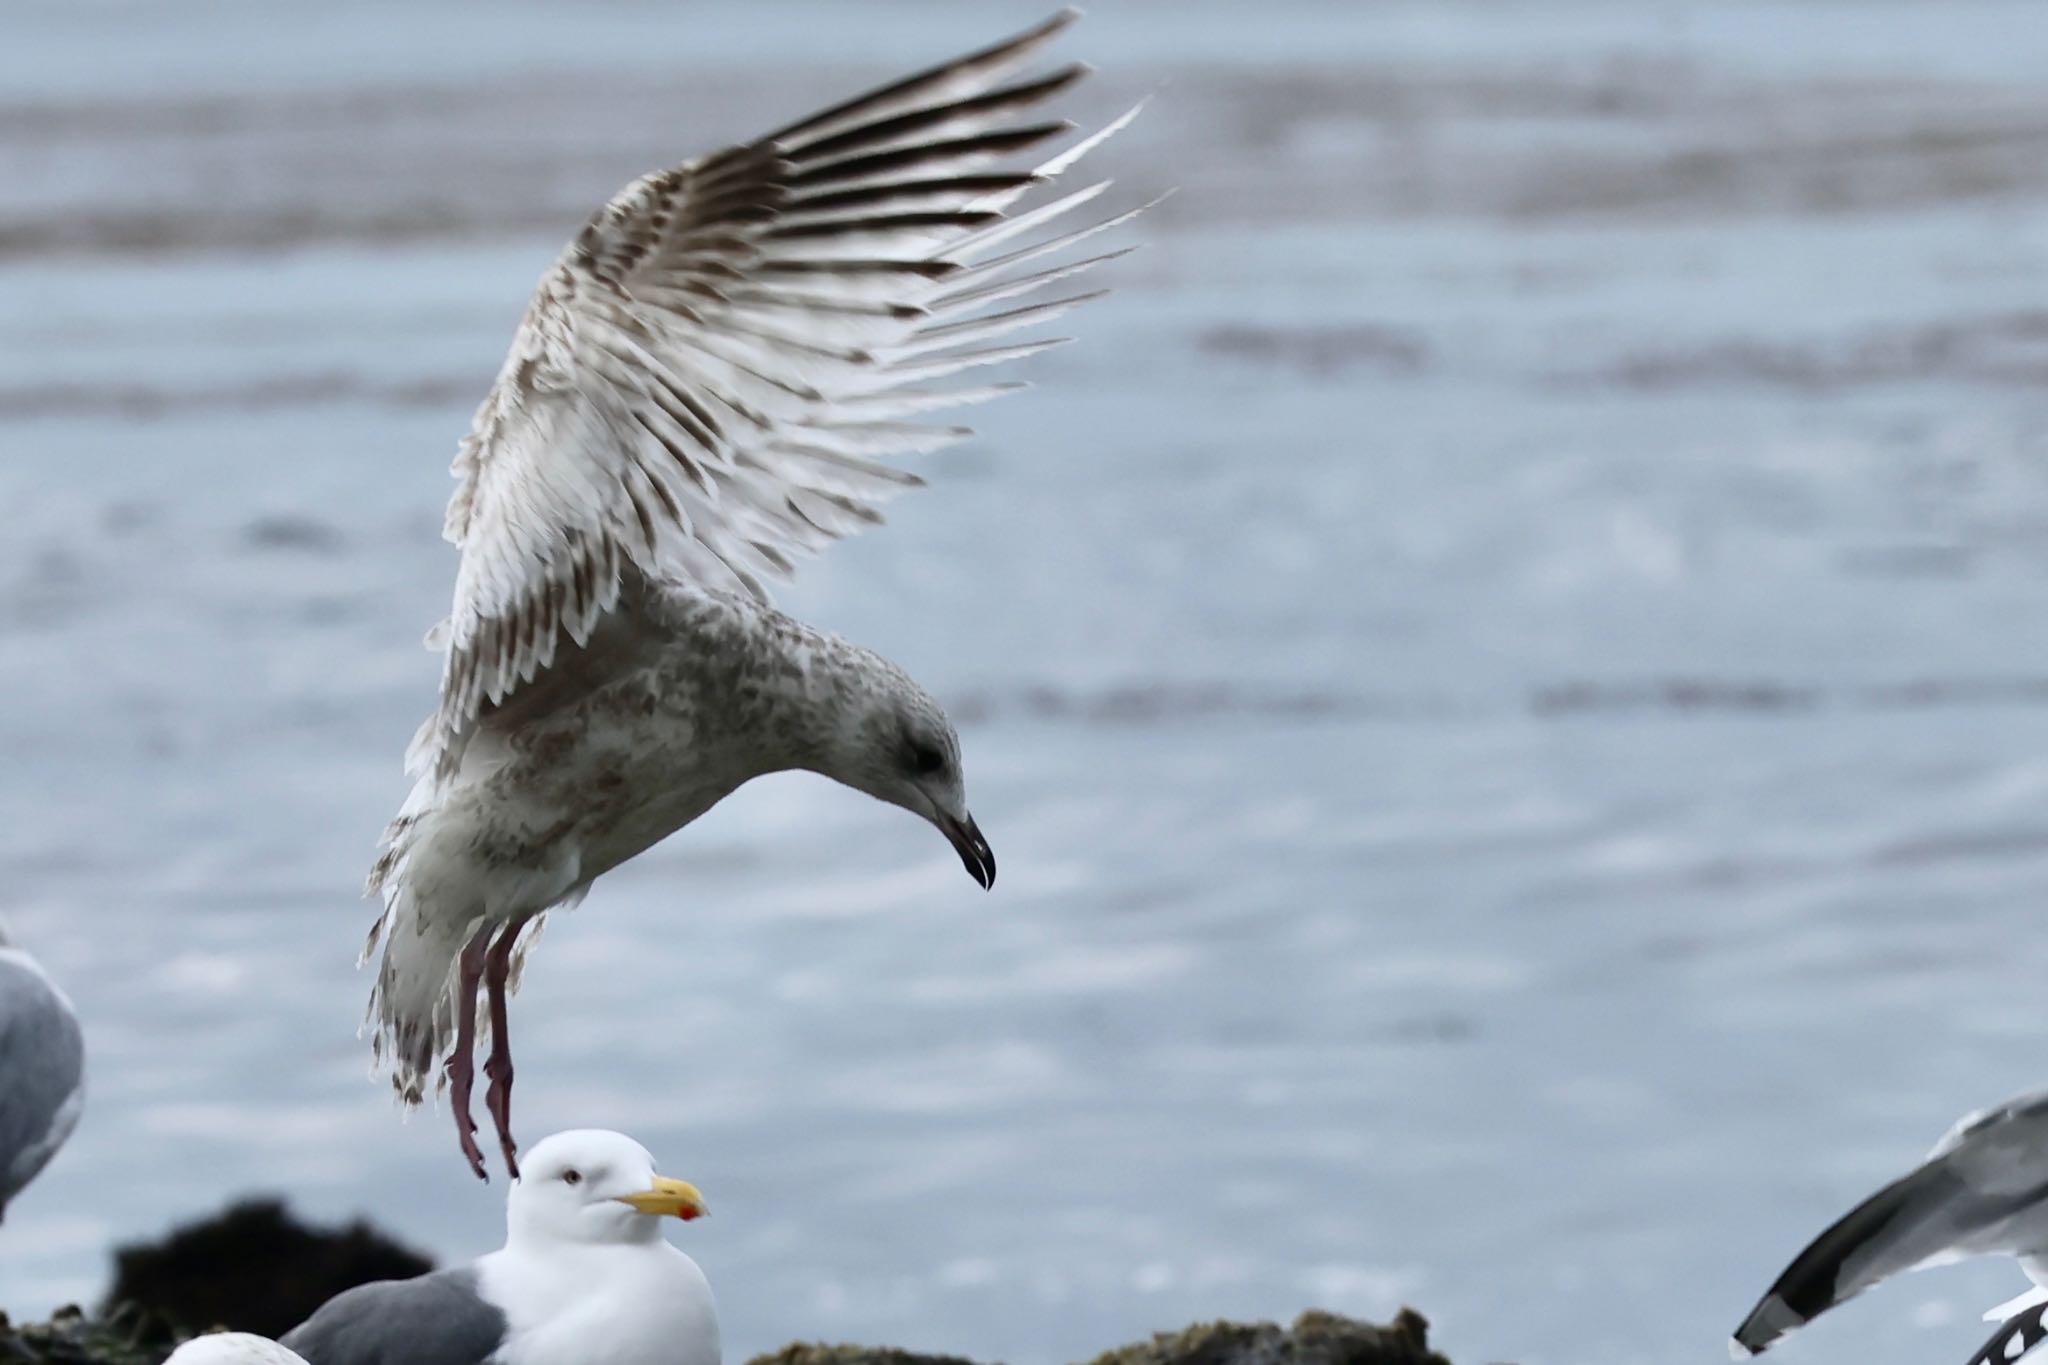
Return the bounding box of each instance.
[281,1268,509,1365]
[1732,1091,2048,1355]
[0,949,85,1219]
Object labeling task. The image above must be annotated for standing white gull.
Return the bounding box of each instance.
[0,920,84,1221]
[281,1130,715,1365]
[1732,1089,2048,1363]
[362,8,1144,1177]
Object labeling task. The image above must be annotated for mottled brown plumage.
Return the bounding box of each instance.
[366,9,1139,1178]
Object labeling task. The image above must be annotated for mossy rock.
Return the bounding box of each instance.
[1,1304,1451,1365]
[746,1309,1451,1365]
[748,1346,983,1365]
[1079,1310,1449,1365]
[0,1307,158,1365]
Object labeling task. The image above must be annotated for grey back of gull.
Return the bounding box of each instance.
[282,1267,509,1365]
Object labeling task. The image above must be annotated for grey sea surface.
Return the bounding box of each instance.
[7,4,2048,1364]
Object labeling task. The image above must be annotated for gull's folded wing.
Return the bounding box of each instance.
[0,955,83,1215]
[418,8,1142,779]
[282,1268,506,1365]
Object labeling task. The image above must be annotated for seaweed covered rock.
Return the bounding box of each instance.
[1,1307,1455,1365]
[748,1347,983,1365]
[98,1199,433,1345]
[745,1310,1451,1365]
[0,1307,155,1365]
[1079,1310,1449,1365]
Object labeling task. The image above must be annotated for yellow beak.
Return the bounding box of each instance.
[614,1176,708,1221]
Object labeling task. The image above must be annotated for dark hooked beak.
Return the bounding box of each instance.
[939,812,996,890]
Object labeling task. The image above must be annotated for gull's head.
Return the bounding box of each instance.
[507,1130,706,1248]
[163,1335,309,1365]
[827,663,994,890]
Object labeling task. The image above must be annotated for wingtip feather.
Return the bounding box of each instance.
[430,7,1135,759]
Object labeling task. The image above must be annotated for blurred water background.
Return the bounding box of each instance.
[7,3,2048,1363]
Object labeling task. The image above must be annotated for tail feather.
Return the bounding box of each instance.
[361,779,577,1104]
[361,778,482,1105]
[1984,1284,2048,1324]
[364,882,481,1106]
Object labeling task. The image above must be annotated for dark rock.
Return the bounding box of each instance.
[743,1310,1451,1365]
[0,1307,154,1365]
[748,1346,984,1365]
[1077,1310,1451,1365]
[1,1306,1456,1365]
[98,1198,433,1345]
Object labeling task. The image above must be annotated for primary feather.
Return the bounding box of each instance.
[1732,1091,2048,1357]
[412,7,1139,784]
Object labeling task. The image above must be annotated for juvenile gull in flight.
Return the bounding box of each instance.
[1732,1088,2048,1364]
[361,8,1143,1176]
[0,921,84,1221]
[282,1130,715,1365]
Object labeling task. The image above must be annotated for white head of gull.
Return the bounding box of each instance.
[0,918,85,1221]
[354,6,1146,1178]
[164,1335,310,1365]
[284,1130,716,1365]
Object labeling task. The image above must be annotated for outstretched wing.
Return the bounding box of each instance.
[419,8,1141,779]
[1731,1094,2048,1356]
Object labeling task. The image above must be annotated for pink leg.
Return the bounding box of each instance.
[447,926,492,1181]
[483,915,535,1180]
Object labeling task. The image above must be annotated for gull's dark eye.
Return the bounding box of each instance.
[908,743,945,776]
[562,1169,582,1186]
